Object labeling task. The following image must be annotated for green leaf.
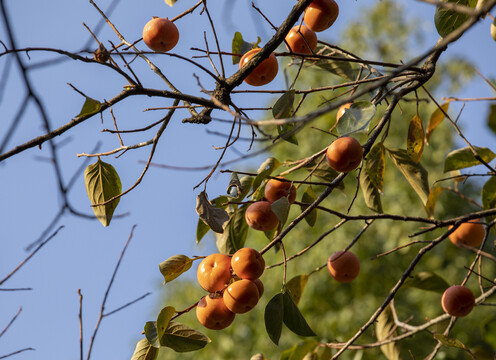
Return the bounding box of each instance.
[387,148,430,205]
[282,292,316,338]
[144,321,160,348]
[196,191,230,234]
[84,159,122,227]
[196,218,210,243]
[131,338,159,360]
[360,167,383,213]
[407,115,425,163]
[164,0,178,6]
[159,255,193,284]
[160,321,211,352]
[237,176,255,201]
[216,205,249,254]
[286,275,309,306]
[434,0,477,38]
[376,305,401,360]
[403,271,450,293]
[271,197,290,225]
[365,142,385,191]
[272,90,298,145]
[304,158,344,190]
[77,96,102,118]
[311,45,356,81]
[157,306,176,341]
[232,32,261,65]
[300,186,318,227]
[336,101,376,137]
[482,176,496,223]
[265,293,284,345]
[280,340,319,360]
[487,103,496,135]
[443,146,496,172]
[426,102,450,143]
[434,333,470,350]
[252,157,281,193]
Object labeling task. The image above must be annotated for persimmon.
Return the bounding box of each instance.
[142,17,179,52]
[239,48,279,86]
[231,247,265,280]
[441,285,476,317]
[196,294,235,330]
[264,177,297,204]
[285,25,318,54]
[326,136,363,172]
[245,201,279,231]
[197,253,232,293]
[253,278,264,298]
[303,0,339,32]
[327,250,360,283]
[336,102,353,122]
[448,220,485,248]
[223,279,260,314]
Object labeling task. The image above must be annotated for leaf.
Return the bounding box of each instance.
[196,191,230,234]
[443,146,496,172]
[159,255,193,284]
[77,96,102,118]
[403,271,450,293]
[216,205,249,254]
[164,0,178,6]
[360,168,383,213]
[280,340,319,360]
[426,102,450,143]
[300,186,318,227]
[227,172,242,198]
[336,101,376,137]
[251,354,268,360]
[160,321,211,352]
[273,90,295,119]
[425,186,444,218]
[407,115,425,163]
[157,306,176,340]
[312,45,356,81]
[387,148,430,205]
[144,321,160,348]
[286,274,309,306]
[84,159,122,227]
[282,291,316,338]
[131,338,159,360]
[365,142,386,191]
[376,305,401,360]
[271,197,290,225]
[434,333,470,350]
[304,158,344,190]
[252,157,281,193]
[265,293,284,345]
[232,32,261,65]
[482,176,496,223]
[196,218,210,243]
[487,103,496,135]
[434,0,477,38]
[237,176,255,201]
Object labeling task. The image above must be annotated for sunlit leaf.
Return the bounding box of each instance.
[425,186,444,218]
[265,293,284,345]
[426,102,450,143]
[404,272,450,293]
[160,321,211,352]
[77,96,102,118]
[286,274,309,306]
[300,186,318,227]
[407,115,425,163]
[434,0,477,38]
[232,32,261,65]
[157,306,176,340]
[159,255,193,284]
[280,340,319,360]
[282,291,316,337]
[337,101,376,137]
[164,0,178,6]
[131,338,159,360]
[273,90,295,119]
[196,191,229,234]
[443,146,496,172]
[196,218,210,243]
[376,305,401,360]
[84,159,121,227]
[252,157,281,193]
[387,148,430,205]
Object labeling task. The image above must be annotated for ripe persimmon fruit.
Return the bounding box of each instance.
[441,285,476,317]
[142,17,179,52]
[197,253,232,293]
[285,25,318,54]
[231,248,265,280]
[239,48,278,86]
[326,136,363,173]
[264,177,297,204]
[303,0,339,32]
[327,250,360,283]
[245,201,279,231]
[196,294,235,330]
[448,220,485,248]
[223,279,260,314]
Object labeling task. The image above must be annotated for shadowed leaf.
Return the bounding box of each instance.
[144,321,160,348]
[482,176,496,223]
[271,197,290,225]
[488,103,496,135]
[300,186,318,227]
[157,306,176,340]
[280,340,319,360]
[360,168,383,213]
[131,338,159,360]
[434,0,477,38]
[252,158,281,193]
[365,142,385,191]
[196,191,230,234]
[160,321,210,352]
[282,291,316,337]
[337,101,376,137]
[404,272,450,293]
[443,146,496,172]
[425,186,444,218]
[265,293,284,345]
[407,115,425,163]
[216,205,249,254]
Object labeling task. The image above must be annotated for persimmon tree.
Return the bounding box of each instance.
[1,0,496,359]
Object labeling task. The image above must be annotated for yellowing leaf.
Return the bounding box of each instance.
[77,96,102,118]
[426,102,450,143]
[365,142,386,191]
[130,338,158,360]
[286,274,309,306]
[158,255,193,284]
[407,115,425,163]
[425,186,444,218]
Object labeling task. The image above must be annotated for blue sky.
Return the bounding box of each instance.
[1,0,495,359]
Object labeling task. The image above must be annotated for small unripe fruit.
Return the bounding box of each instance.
[303,0,339,32]
[142,17,179,52]
[327,250,360,283]
[441,285,475,317]
[326,136,363,173]
[245,201,279,231]
[223,279,260,314]
[285,25,318,55]
[239,48,279,86]
[196,294,235,330]
[448,220,485,248]
[231,248,265,280]
[197,253,232,293]
[264,177,297,204]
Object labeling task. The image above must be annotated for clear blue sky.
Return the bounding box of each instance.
[1,0,495,359]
